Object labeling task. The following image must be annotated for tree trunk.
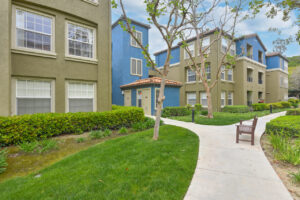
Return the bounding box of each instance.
[206,88,214,119]
[153,75,166,140]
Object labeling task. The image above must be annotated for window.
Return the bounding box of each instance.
[221,37,228,53]
[284,60,288,72]
[199,37,210,55]
[67,21,96,60]
[221,92,226,107]
[230,43,236,56]
[284,77,288,88]
[16,80,52,115]
[221,66,225,80]
[68,82,95,113]
[258,50,263,63]
[131,31,142,48]
[184,43,195,59]
[187,93,196,106]
[14,7,54,52]
[228,68,233,81]
[206,64,211,80]
[131,58,142,76]
[258,92,263,101]
[246,44,253,59]
[187,69,196,82]
[228,92,233,105]
[200,92,207,107]
[258,72,263,84]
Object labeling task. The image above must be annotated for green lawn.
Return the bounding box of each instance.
[0,125,198,200]
[169,109,288,125]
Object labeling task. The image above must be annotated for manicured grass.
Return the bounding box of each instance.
[169,109,288,125]
[0,125,198,200]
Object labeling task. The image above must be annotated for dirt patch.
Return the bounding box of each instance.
[261,134,300,200]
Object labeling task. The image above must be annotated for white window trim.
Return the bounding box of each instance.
[65,81,97,113]
[187,92,196,106]
[228,92,233,106]
[227,68,233,82]
[200,92,208,108]
[187,69,196,83]
[11,5,56,57]
[12,78,55,116]
[221,91,226,108]
[65,20,98,62]
[221,66,226,81]
[184,42,195,60]
[82,0,99,6]
[130,57,143,76]
[198,37,210,55]
[131,30,143,48]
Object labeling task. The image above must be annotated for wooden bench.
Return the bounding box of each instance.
[236,116,258,145]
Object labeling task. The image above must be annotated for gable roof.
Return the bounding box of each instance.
[266,52,288,61]
[235,33,267,51]
[112,15,151,29]
[120,77,182,89]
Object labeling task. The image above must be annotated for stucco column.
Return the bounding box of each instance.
[0,0,11,116]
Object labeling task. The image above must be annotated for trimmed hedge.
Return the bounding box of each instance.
[280,101,291,108]
[286,108,300,116]
[288,98,299,108]
[267,101,291,109]
[162,107,191,117]
[222,105,250,113]
[266,116,300,137]
[252,103,268,111]
[0,107,144,146]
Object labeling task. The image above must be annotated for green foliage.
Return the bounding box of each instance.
[292,171,300,183]
[162,107,191,117]
[200,110,208,116]
[266,116,300,138]
[118,127,128,134]
[267,102,283,109]
[19,140,58,153]
[195,104,202,111]
[222,105,250,113]
[252,103,268,111]
[288,98,299,107]
[103,129,112,137]
[268,133,300,166]
[287,56,300,67]
[185,104,192,111]
[0,107,144,146]
[76,137,86,143]
[0,149,8,174]
[89,130,106,140]
[280,101,291,108]
[132,117,156,132]
[286,108,300,116]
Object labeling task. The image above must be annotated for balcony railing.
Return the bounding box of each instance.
[247,77,253,82]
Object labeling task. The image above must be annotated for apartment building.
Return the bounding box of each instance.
[112,17,181,115]
[0,0,111,116]
[153,32,288,111]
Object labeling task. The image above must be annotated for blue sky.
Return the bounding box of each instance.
[111,1,299,58]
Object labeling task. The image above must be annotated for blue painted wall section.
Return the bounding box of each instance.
[235,35,266,65]
[266,56,280,69]
[112,19,150,105]
[155,46,180,68]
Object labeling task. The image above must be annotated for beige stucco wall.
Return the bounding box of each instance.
[1,0,111,116]
[266,70,288,103]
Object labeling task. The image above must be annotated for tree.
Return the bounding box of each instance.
[112,0,191,140]
[180,0,244,118]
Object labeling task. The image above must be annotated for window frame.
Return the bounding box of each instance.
[187,92,196,106]
[131,30,143,48]
[206,64,211,80]
[228,92,233,106]
[187,69,196,83]
[199,37,210,55]
[221,66,226,80]
[11,5,56,57]
[221,91,226,107]
[66,81,97,113]
[227,68,233,81]
[13,78,55,115]
[130,58,143,76]
[221,37,228,54]
[65,20,97,62]
[200,92,208,107]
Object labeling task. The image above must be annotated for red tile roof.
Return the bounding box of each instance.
[120,77,182,89]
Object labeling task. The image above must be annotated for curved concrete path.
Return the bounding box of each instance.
[162,112,293,200]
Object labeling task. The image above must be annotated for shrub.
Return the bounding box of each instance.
[0,107,144,146]
[266,116,300,138]
[38,139,58,153]
[195,104,202,111]
[162,107,191,117]
[267,102,283,109]
[286,108,300,116]
[118,127,128,134]
[200,110,208,116]
[103,129,112,137]
[280,101,291,108]
[132,117,156,132]
[0,149,8,174]
[19,139,58,153]
[76,137,86,143]
[252,103,268,111]
[288,98,299,108]
[222,105,250,113]
[90,130,106,140]
[19,141,39,153]
[292,171,300,183]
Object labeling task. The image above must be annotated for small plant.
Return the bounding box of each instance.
[132,122,147,132]
[0,149,8,174]
[38,140,58,153]
[200,110,208,116]
[291,171,300,183]
[89,130,111,139]
[118,127,128,134]
[19,141,39,153]
[103,129,112,137]
[76,137,86,143]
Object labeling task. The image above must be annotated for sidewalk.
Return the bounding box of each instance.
[160,112,293,200]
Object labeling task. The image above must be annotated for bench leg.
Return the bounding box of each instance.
[251,132,254,145]
[236,128,239,143]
